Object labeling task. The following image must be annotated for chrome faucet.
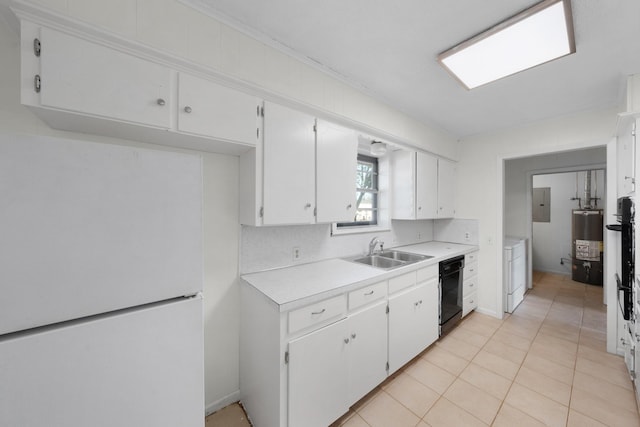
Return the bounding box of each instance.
[368,237,384,256]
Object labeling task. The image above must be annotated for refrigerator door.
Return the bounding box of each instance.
[0,133,203,334]
[0,296,204,427]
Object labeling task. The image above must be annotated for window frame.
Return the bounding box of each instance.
[336,153,379,229]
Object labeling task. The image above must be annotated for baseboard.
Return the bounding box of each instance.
[205,390,241,417]
[474,307,499,319]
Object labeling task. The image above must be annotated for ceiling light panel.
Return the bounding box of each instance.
[438,0,575,90]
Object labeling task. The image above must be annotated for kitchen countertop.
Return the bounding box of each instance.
[241,241,478,312]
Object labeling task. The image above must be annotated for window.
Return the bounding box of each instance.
[337,154,378,228]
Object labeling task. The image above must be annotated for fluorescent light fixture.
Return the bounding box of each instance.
[438,0,575,90]
[370,140,387,156]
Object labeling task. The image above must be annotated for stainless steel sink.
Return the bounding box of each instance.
[378,250,433,263]
[352,255,406,269]
[348,250,433,269]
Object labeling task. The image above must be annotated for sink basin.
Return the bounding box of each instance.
[349,250,433,270]
[378,250,433,263]
[352,255,406,269]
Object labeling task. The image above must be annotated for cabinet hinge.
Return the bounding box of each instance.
[34,75,41,93]
[260,106,264,117]
[33,38,41,57]
[259,207,264,218]
[284,351,289,364]
[386,305,389,314]
[257,127,259,139]
[313,207,317,217]
[385,362,389,372]
[313,123,317,133]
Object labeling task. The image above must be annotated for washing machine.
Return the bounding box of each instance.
[504,237,527,313]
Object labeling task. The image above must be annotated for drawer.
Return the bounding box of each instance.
[388,271,417,294]
[348,281,387,311]
[463,277,477,296]
[465,251,478,264]
[462,292,478,317]
[417,264,438,283]
[463,261,478,279]
[288,295,346,334]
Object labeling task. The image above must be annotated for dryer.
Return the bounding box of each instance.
[504,237,527,313]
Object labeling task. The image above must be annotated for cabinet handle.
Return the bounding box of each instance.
[184,106,192,113]
[344,338,350,344]
[418,206,422,210]
[469,283,474,287]
[311,308,325,315]
[347,204,352,210]
[351,333,357,339]
[414,300,423,307]
[364,290,374,296]
[304,203,312,209]
[156,98,166,106]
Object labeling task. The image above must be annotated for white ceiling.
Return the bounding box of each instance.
[182,0,640,139]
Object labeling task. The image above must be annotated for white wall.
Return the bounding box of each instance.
[457,110,617,317]
[532,170,605,274]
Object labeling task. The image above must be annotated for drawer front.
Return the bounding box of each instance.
[463,277,477,297]
[348,281,387,311]
[288,295,346,334]
[465,251,478,264]
[463,261,478,279]
[388,271,417,294]
[462,292,478,317]
[416,264,439,283]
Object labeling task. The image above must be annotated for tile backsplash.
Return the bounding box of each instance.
[240,218,478,273]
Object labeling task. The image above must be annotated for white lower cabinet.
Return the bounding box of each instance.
[288,318,349,427]
[240,264,440,427]
[388,273,439,373]
[462,251,479,317]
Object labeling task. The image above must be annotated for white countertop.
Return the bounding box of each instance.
[241,241,478,311]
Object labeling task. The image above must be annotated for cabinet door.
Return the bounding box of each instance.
[39,27,170,128]
[262,102,316,225]
[416,153,438,219]
[618,117,636,197]
[288,319,349,427]
[391,150,417,219]
[347,300,388,404]
[177,73,259,146]
[388,280,438,373]
[437,159,456,218]
[316,120,358,223]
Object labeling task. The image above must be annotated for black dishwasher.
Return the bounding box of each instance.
[439,255,464,336]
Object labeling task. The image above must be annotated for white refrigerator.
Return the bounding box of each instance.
[0,133,204,426]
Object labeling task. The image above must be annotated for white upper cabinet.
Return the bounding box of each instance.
[316,120,358,223]
[392,150,456,220]
[177,73,259,145]
[20,21,258,155]
[437,158,456,218]
[392,151,437,219]
[39,27,171,129]
[617,116,637,197]
[262,102,316,225]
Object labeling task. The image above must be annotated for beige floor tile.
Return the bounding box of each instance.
[491,329,533,352]
[577,344,629,372]
[579,332,607,352]
[575,357,634,390]
[350,387,383,413]
[483,338,527,365]
[539,323,580,343]
[570,387,640,427]
[339,412,369,427]
[454,318,498,337]
[522,353,574,385]
[357,391,420,427]
[492,403,547,427]
[205,403,251,427]
[505,383,569,427]
[434,334,481,361]
[567,410,608,427]
[443,378,501,424]
[421,345,469,376]
[572,371,638,413]
[514,366,571,405]
[471,349,521,380]
[381,372,439,418]
[403,358,456,394]
[528,339,577,369]
[423,398,488,427]
[459,362,512,400]
[447,324,490,348]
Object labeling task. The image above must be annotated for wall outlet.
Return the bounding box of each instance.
[292,247,301,261]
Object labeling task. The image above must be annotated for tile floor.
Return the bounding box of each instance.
[206,272,640,426]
